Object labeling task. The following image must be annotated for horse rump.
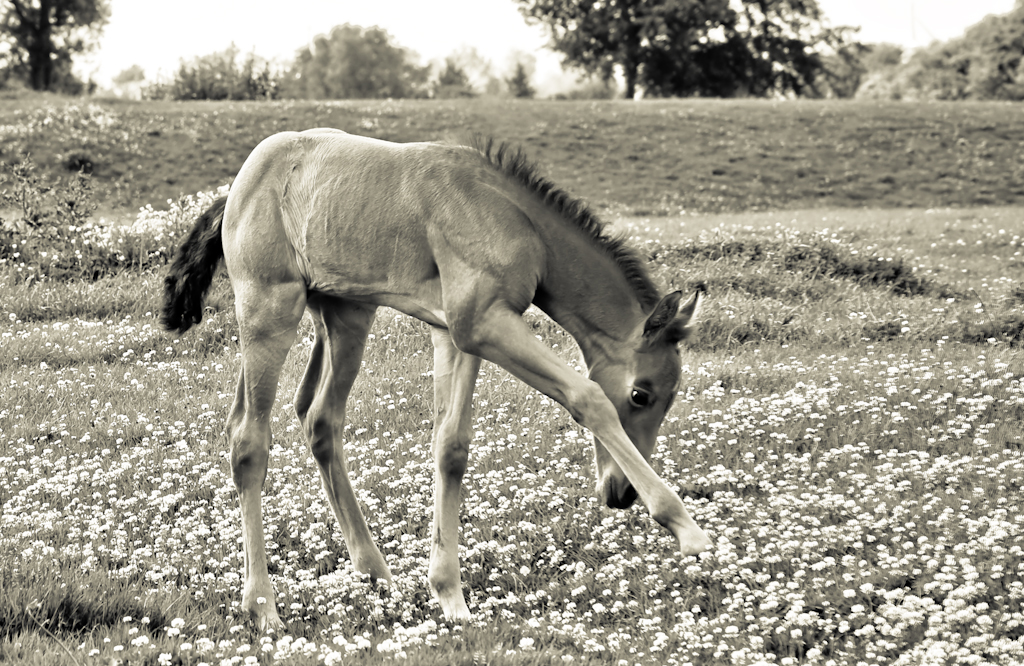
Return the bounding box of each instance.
[160,195,228,334]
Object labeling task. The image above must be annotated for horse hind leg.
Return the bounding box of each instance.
[295,296,390,581]
[228,280,306,633]
[428,328,481,621]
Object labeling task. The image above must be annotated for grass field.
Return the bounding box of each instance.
[1,98,1023,665]
[3,97,1024,216]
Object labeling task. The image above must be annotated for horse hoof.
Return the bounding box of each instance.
[256,613,287,634]
[246,604,286,634]
[679,529,713,557]
[440,600,471,623]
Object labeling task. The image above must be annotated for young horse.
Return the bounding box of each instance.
[162,130,711,631]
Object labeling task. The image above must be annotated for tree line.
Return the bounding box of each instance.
[855,0,1024,101]
[3,0,1024,100]
[132,31,538,101]
[0,1,539,101]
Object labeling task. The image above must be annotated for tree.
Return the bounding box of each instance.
[728,0,849,97]
[634,0,749,98]
[516,0,671,98]
[825,42,899,99]
[506,61,536,97]
[514,0,850,98]
[0,0,109,91]
[818,40,867,98]
[289,24,429,99]
[859,43,902,72]
[961,1,1024,100]
[433,57,475,97]
[856,1,1024,101]
[445,45,501,94]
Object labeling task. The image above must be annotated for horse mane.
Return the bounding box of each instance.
[472,137,661,311]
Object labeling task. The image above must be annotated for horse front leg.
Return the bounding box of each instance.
[451,306,712,557]
[428,328,481,621]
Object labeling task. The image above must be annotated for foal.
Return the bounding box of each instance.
[162,130,710,631]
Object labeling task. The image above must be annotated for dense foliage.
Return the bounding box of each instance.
[0,0,109,92]
[514,0,852,98]
[285,24,430,100]
[144,45,277,101]
[858,0,1024,101]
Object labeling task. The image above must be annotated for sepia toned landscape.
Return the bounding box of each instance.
[1,94,1022,665]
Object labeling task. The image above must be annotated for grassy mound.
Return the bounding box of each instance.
[655,237,955,300]
[3,97,1024,215]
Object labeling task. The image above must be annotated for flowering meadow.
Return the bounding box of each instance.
[1,191,1023,666]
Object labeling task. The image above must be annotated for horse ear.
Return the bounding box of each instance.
[643,291,683,339]
[644,284,705,345]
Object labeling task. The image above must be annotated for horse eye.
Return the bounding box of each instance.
[629,388,652,408]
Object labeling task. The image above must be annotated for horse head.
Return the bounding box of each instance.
[588,286,704,508]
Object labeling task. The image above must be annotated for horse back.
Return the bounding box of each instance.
[225,130,546,324]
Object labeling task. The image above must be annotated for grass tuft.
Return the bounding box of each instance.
[1,569,170,639]
[655,235,955,300]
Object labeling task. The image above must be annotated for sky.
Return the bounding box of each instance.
[83,0,1018,92]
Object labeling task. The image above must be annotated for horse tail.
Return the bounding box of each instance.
[161,195,228,334]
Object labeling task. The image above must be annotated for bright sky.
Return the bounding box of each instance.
[818,0,1015,47]
[84,0,1018,91]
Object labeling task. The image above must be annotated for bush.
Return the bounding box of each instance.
[1,156,227,282]
[146,45,279,101]
[552,77,620,100]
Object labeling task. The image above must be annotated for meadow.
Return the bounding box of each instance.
[3,96,1024,215]
[0,97,1023,665]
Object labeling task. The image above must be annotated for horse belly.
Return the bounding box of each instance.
[302,215,447,326]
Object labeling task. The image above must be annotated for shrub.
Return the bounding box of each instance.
[1,156,227,282]
[552,77,619,100]
[146,45,279,101]
[652,234,956,300]
[1,157,65,231]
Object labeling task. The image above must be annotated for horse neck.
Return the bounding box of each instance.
[531,214,646,367]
